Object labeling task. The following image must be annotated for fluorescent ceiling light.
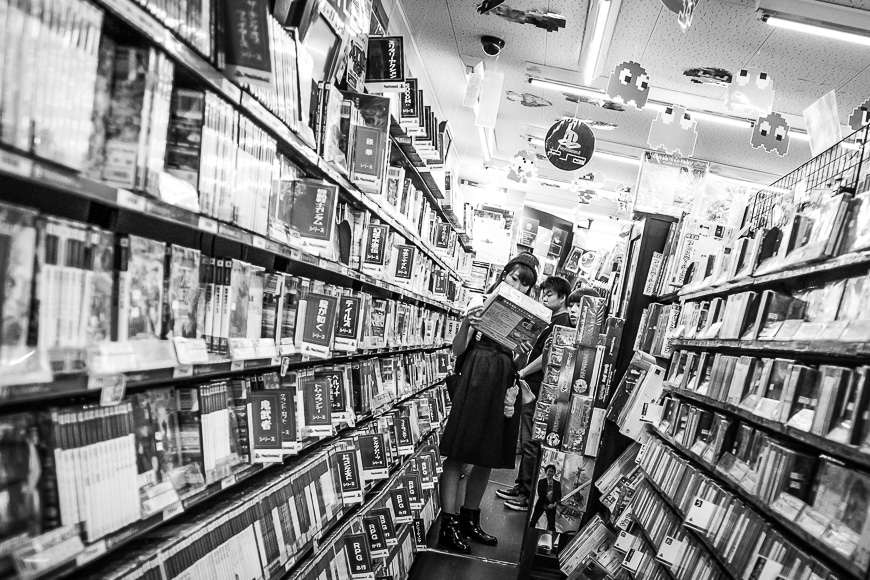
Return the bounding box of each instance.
[763,14,870,46]
[790,130,810,141]
[526,136,545,147]
[583,0,612,85]
[595,150,641,166]
[528,78,605,100]
[478,126,491,162]
[537,176,570,187]
[690,110,751,128]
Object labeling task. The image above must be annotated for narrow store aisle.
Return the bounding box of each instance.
[410,467,526,579]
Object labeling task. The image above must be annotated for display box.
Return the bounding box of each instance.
[472,282,552,351]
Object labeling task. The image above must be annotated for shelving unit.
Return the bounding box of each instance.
[670,338,870,359]
[646,426,866,580]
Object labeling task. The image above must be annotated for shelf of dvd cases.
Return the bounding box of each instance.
[16,378,446,580]
[627,515,679,580]
[678,247,870,302]
[662,383,870,472]
[646,426,866,580]
[0,148,460,318]
[84,0,466,283]
[637,477,740,580]
[669,339,870,360]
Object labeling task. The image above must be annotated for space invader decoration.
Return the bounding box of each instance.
[750,112,790,156]
[544,118,596,171]
[647,105,698,157]
[848,98,870,131]
[724,68,775,117]
[507,149,538,183]
[679,0,700,32]
[605,61,650,110]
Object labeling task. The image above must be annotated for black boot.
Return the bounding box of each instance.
[438,513,471,554]
[459,507,498,546]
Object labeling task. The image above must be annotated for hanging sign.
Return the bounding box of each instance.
[750,112,790,156]
[647,105,698,157]
[848,97,870,131]
[678,0,700,32]
[724,68,774,117]
[544,118,596,171]
[605,61,650,110]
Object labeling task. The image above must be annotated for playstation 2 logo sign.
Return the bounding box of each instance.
[544,118,596,171]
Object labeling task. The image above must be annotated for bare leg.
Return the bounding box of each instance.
[439,457,464,514]
[461,465,493,510]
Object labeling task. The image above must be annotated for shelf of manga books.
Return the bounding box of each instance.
[624,514,679,580]
[644,422,867,580]
[3,362,448,580]
[0,0,474,295]
[670,339,870,359]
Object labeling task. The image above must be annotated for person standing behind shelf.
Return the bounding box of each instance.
[496,276,572,510]
[437,253,539,555]
[530,464,562,532]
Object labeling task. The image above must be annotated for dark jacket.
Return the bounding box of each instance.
[536,477,562,507]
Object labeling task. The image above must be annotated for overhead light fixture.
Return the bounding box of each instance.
[583,0,612,85]
[757,0,870,46]
[595,150,642,166]
[526,136,545,147]
[690,110,751,128]
[537,176,570,187]
[528,78,605,100]
[478,126,491,162]
[762,14,870,46]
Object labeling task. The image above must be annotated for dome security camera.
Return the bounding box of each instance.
[481,36,505,57]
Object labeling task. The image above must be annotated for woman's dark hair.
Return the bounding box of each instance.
[487,255,538,294]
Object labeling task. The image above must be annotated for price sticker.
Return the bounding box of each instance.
[621,547,644,573]
[656,536,685,567]
[252,236,266,249]
[685,497,716,531]
[221,474,237,490]
[162,502,184,521]
[0,150,33,177]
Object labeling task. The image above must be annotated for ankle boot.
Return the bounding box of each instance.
[459,507,498,546]
[438,513,471,554]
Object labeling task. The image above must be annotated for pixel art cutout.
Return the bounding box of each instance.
[724,68,774,117]
[647,105,698,157]
[545,118,596,171]
[848,98,870,131]
[750,112,790,156]
[507,149,538,183]
[679,0,700,32]
[606,61,650,110]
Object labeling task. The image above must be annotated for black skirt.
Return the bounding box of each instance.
[440,336,521,469]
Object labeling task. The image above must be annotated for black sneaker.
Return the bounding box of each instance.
[504,496,530,511]
[495,485,522,500]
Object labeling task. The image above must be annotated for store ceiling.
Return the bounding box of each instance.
[398,0,870,216]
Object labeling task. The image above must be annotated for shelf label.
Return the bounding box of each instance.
[252,236,267,249]
[162,502,185,521]
[0,150,33,177]
[75,539,107,566]
[173,337,210,365]
[655,536,685,567]
[221,474,238,490]
[117,188,146,211]
[198,216,219,233]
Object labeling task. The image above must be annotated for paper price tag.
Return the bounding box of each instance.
[117,188,147,211]
[685,497,716,531]
[621,547,645,573]
[614,531,636,552]
[75,539,107,566]
[656,536,685,567]
[162,502,185,521]
[221,474,237,489]
[94,375,127,406]
[197,216,218,233]
[0,150,33,177]
[252,236,267,249]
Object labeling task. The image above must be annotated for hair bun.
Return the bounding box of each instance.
[506,251,539,272]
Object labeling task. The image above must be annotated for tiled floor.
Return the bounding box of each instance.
[410,466,528,580]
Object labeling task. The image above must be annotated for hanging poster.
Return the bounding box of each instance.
[365,36,405,93]
[803,90,843,157]
[224,0,274,88]
[472,206,514,265]
[545,118,596,171]
[518,217,540,247]
[635,152,709,217]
